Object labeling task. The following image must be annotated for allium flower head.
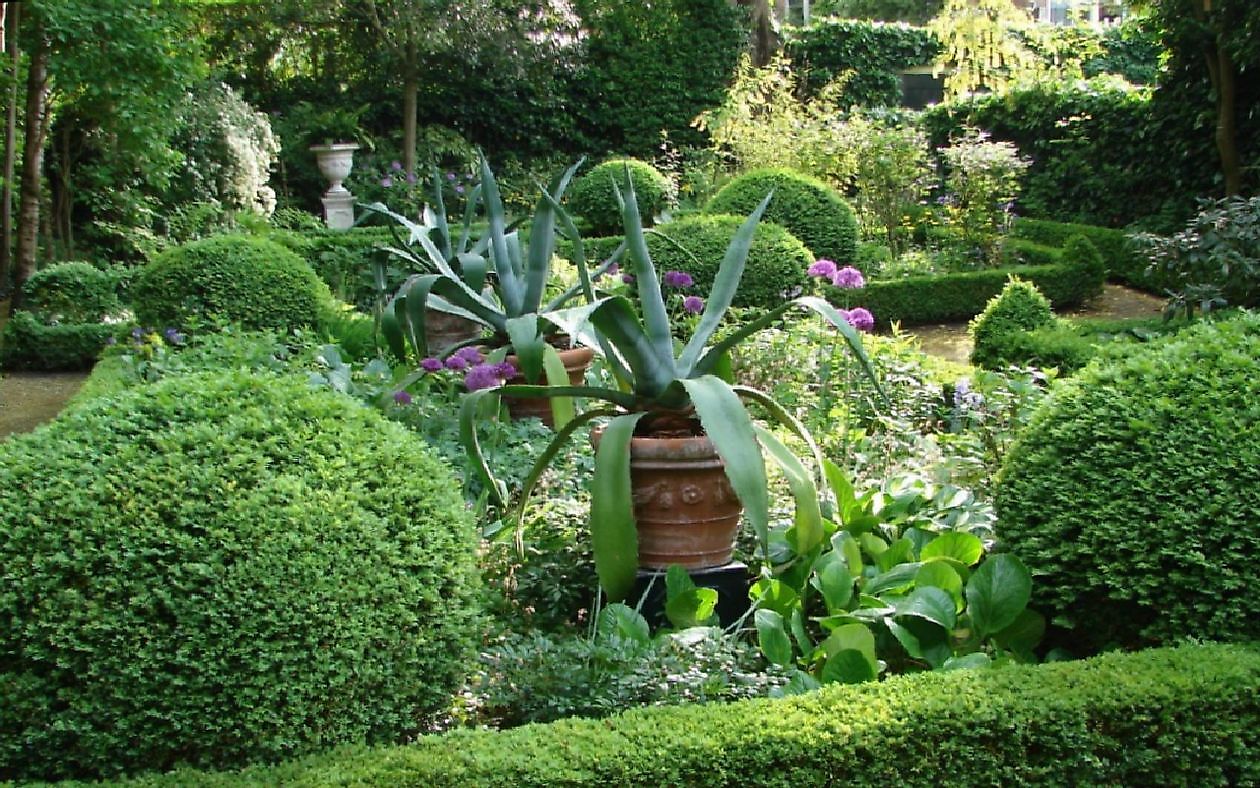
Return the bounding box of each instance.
[464,362,509,391]
[495,362,518,379]
[446,172,457,181]
[829,308,851,328]
[420,357,444,373]
[622,273,636,285]
[846,307,875,332]
[663,270,694,288]
[683,296,704,314]
[454,185,465,195]
[808,259,838,279]
[445,355,470,371]
[405,172,418,185]
[454,346,485,364]
[390,160,403,172]
[163,327,186,345]
[392,390,413,405]
[831,266,865,289]
[380,176,394,188]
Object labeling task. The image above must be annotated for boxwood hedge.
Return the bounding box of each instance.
[1011,216,1161,292]
[995,314,1260,652]
[567,158,674,236]
[105,643,1260,787]
[0,371,482,782]
[0,311,122,371]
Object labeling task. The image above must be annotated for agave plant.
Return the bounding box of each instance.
[373,156,621,386]
[463,171,887,601]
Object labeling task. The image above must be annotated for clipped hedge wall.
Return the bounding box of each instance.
[0,312,121,371]
[1011,217,1159,291]
[784,19,942,106]
[833,246,1104,327]
[567,158,674,236]
[268,227,398,311]
[113,644,1260,786]
[131,235,334,332]
[995,314,1260,653]
[564,214,812,309]
[0,371,482,782]
[974,315,1190,374]
[705,168,859,265]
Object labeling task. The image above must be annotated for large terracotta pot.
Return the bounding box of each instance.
[501,344,595,427]
[424,308,483,357]
[594,427,744,571]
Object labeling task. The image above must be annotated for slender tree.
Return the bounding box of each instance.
[1,1,19,289]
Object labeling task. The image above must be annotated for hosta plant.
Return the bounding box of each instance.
[463,172,887,601]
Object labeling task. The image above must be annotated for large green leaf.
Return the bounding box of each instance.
[864,562,921,596]
[505,315,545,383]
[921,531,985,567]
[994,608,1046,656]
[540,344,576,429]
[587,297,678,400]
[664,566,718,629]
[820,623,877,665]
[753,424,823,555]
[735,385,826,493]
[967,554,1033,638]
[522,159,582,312]
[915,561,965,612]
[598,603,651,645]
[749,577,800,617]
[480,154,524,316]
[614,175,676,374]
[755,609,795,667]
[590,412,648,602]
[681,376,769,554]
[896,586,958,630]
[821,649,878,684]
[812,561,854,613]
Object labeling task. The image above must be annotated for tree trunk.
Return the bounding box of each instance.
[402,44,418,176]
[1212,44,1241,196]
[12,29,50,314]
[1,1,19,290]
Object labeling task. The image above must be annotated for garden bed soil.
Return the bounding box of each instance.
[907,283,1165,364]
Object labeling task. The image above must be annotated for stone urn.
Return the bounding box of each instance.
[309,143,360,229]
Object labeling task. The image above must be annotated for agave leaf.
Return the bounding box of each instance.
[456,184,483,256]
[677,192,773,374]
[591,412,648,601]
[522,159,583,312]
[428,166,453,260]
[753,424,823,555]
[480,154,525,316]
[545,299,634,385]
[494,382,636,411]
[404,276,437,359]
[732,384,826,491]
[379,303,407,363]
[505,314,545,384]
[456,253,489,292]
[680,376,769,556]
[585,297,677,400]
[541,343,576,429]
[615,175,676,378]
[460,388,510,509]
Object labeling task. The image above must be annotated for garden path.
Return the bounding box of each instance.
[906,283,1165,364]
[0,299,90,440]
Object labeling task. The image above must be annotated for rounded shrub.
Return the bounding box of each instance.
[568,158,675,236]
[994,314,1260,653]
[130,234,334,331]
[0,371,481,781]
[20,261,122,323]
[968,276,1056,368]
[645,214,812,308]
[705,168,859,265]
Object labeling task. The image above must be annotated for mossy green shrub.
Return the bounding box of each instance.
[567,158,675,236]
[19,261,123,323]
[130,235,334,331]
[705,168,859,265]
[114,644,1260,787]
[829,251,1102,327]
[268,227,398,310]
[969,277,1056,368]
[0,311,123,371]
[0,371,481,782]
[994,315,1260,653]
[1011,216,1159,291]
[563,215,812,309]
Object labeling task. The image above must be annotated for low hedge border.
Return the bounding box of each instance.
[974,314,1194,372]
[1010,217,1163,292]
[267,227,398,311]
[107,643,1260,786]
[0,312,124,371]
[833,242,1104,327]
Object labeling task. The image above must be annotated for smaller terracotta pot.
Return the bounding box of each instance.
[501,344,596,427]
[424,308,483,357]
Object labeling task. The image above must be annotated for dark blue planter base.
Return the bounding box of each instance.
[627,561,752,630]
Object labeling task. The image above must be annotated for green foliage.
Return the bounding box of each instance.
[938,129,1030,265]
[116,644,1260,786]
[849,119,934,257]
[1085,17,1162,85]
[0,312,121,371]
[0,371,482,781]
[814,0,945,26]
[968,278,1057,368]
[706,168,860,265]
[269,227,399,310]
[15,262,123,323]
[995,314,1260,652]
[1010,216,1157,291]
[131,235,335,331]
[784,18,942,104]
[567,159,675,236]
[973,314,1197,374]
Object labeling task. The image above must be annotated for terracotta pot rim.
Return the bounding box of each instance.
[591,423,718,459]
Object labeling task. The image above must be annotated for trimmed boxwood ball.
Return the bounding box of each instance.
[994,314,1260,653]
[705,168,859,265]
[567,158,675,236]
[646,214,812,308]
[969,276,1056,368]
[131,234,334,331]
[0,371,481,782]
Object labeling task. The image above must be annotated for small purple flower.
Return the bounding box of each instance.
[405,171,418,185]
[495,361,518,378]
[390,160,403,172]
[163,327,187,345]
[831,266,865,289]
[420,357,444,373]
[464,362,508,392]
[454,185,465,195]
[454,346,485,364]
[683,296,704,314]
[622,273,636,285]
[846,307,875,332]
[381,176,394,188]
[131,326,144,340]
[663,270,694,288]
[106,336,118,346]
[446,172,457,181]
[445,355,470,371]
[393,390,413,405]
[808,259,838,279]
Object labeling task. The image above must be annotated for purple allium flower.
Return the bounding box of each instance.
[808,259,838,279]
[495,362,518,378]
[606,262,620,276]
[393,390,413,405]
[846,307,875,332]
[446,172,457,181]
[381,176,394,188]
[390,160,403,172]
[683,296,704,314]
[420,357,444,373]
[445,355,470,371]
[454,345,485,364]
[829,308,852,328]
[455,185,465,195]
[405,171,418,185]
[622,273,636,285]
[464,363,508,391]
[831,266,865,289]
[663,270,694,288]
